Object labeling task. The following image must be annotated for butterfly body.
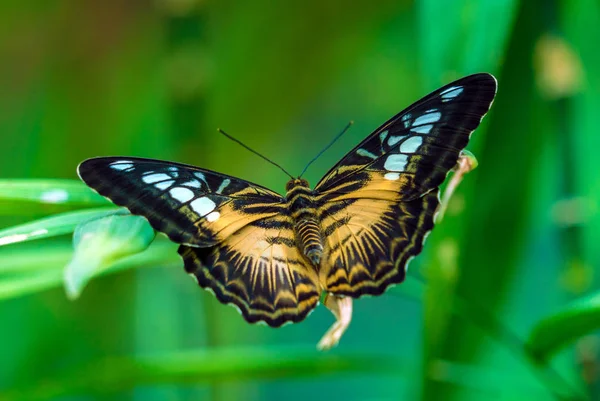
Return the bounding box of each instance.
[78,73,497,347]
[285,178,324,266]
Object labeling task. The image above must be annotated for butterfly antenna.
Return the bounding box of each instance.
[218,129,295,180]
[299,121,354,178]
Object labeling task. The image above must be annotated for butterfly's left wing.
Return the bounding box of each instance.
[78,157,321,326]
[314,73,497,297]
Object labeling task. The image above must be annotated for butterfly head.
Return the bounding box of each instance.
[285,178,310,192]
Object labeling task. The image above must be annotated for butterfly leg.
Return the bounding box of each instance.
[436,150,478,222]
[317,294,353,350]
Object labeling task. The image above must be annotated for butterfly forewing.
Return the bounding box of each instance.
[78,157,322,326]
[315,73,497,201]
[78,157,285,247]
[315,73,497,297]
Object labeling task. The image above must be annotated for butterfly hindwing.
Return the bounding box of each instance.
[315,73,497,297]
[179,219,322,327]
[318,188,439,296]
[78,157,322,326]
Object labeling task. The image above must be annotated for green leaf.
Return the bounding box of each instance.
[418,0,518,86]
[0,346,560,401]
[64,214,156,299]
[0,179,108,206]
[0,347,407,400]
[0,207,118,247]
[0,240,178,302]
[0,267,67,302]
[526,290,600,361]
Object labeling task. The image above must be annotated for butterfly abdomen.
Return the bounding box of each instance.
[286,179,323,266]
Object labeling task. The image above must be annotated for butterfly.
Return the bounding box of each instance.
[78,73,497,349]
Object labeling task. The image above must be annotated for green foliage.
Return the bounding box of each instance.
[1,1,599,400]
[65,214,155,299]
[527,291,600,362]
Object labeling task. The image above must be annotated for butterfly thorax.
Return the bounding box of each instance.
[285,178,323,267]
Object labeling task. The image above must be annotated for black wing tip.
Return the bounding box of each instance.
[461,72,498,94]
[460,72,497,83]
[77,156,129,181]
[446,72,497,95]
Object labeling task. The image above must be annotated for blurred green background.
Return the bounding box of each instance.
[1,0,599,400]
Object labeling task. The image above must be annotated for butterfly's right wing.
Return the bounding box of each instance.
[314,74,497,298]
[78,157,321,327]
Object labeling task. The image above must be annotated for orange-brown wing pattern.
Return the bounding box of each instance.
[315,74,497,297]
[317,174,439,297]
[179,213,321,327]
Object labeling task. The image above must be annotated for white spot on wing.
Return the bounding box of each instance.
[155,180,174,190]
[379,130,389,143]
[384,154,409,172]
[413,111,441,126]
[190,196,216,216]
[167,166,179,177]
[182,180,201,188]
[387,135,406,147]
[405,255,415,272]
[401,113,411,128]
[441,86,463,101]
[400,136,423,153]
[142,173,170,184]
[110,162,134,171]
[40,189,68,203]
[206,211,220,222]
[169,187,194,203]
[356,148,378,159]
[188,273,199,284]
[384,172,400,180]
[216,179,231,194]
[411,124,433,134]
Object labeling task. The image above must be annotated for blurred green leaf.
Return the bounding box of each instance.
[0,239,177,301]
[64,214,156,299]
[0,266,67,302]
[418,1,522,400]
[0,346,555,401]
[0,207,117,247]
[0,179,108,206]
[526,290,600,361]
[418,0,518,85]
[0,347,406,401]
